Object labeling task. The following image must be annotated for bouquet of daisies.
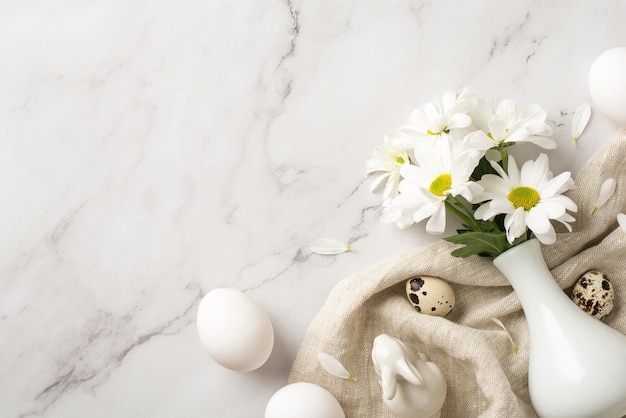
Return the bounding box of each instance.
[367,89,578,258]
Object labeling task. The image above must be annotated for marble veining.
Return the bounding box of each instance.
[1,0,625,417]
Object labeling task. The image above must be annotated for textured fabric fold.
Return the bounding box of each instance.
[289,129,626,417]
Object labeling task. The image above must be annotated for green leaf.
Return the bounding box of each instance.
[445,231,531,258]
[493,213,506,232]
[471,156,498,181]
[444,231,514,258]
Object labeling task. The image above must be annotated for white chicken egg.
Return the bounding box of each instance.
[196,288,274,372]
[265,382,345,418]
[589,47,626,126]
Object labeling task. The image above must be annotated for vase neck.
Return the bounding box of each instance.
[493,239,548,283]
[493,239,569,316]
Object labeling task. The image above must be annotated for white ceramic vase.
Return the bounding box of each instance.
[493,239,626,418]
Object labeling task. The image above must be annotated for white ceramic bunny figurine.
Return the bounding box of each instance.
[371,334,447,418]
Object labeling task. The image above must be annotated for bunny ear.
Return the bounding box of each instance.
[417,352,429,361]
[381,367,398,400]
[397,359,424,386]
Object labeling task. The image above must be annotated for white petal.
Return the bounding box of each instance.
[618,213,626,231]
[591,178,616,213]
[521,153,551,190]
[466,131,495,151]
[452,181,483,202]
[393,133,419,149]
[571,103,591,144]
[380,205,402,224]
[447,113,472,129]
[318,353,356,381]
[475,175,511,200]
[488,119,507,141]
[527,207,551,234]
[485,149,502,162]
[474,203,495,220]
[475,199,512,220]
[556,177,576,195]
[534,224,556,245]
[506,155,521,187]
[382,172,402,200]
[409,108,430,128]
[491,318,517,355]
[309,239,352,255]
[521,135,558,150]
[493,198,516,214]
[413,199,440,224]
[538,171,573,198]
[495,99,516,125]
[489,198,515,215]
[505,208,526,243]
[424,102,440,120]
[537,124,554,136]
[441,90,457,112]
[425,203,447,235]
[488,159,509,180]
[554,213,575,232]
[504,127,530,143]
[535,200,566,218]
[369,172,391,192]
[520,105,549,133]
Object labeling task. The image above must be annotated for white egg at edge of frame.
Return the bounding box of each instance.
[196,288,274,372]
[589,47,626,127]
[265,382,345,418]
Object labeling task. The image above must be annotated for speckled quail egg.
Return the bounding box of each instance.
[571,270,615,320]
[405,276,455,317]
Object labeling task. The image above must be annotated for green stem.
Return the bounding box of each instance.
[500,146,509,174]
[451,194,478,223]
[445,199,483,232]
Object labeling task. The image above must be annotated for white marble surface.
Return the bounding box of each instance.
[1,1,625,417]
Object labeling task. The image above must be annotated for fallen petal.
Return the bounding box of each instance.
[309,238,352,255]
[571,103,591,144]
[318,353,356,381]
[491,317,518,355]
[591,178,616,214]
[618,213,626,231]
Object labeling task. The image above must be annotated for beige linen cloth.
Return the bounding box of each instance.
[289,129,626,417]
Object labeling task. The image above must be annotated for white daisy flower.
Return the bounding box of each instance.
[472,154,577,244]
[367,135,411,201]
[382,136,483,234]
[394,89,476,148]
[466,99,556,151]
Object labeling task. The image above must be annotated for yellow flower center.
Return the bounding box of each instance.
[487,128,509,142]
[508,186,540,211]
[395,156,406,165]
[426,126,450,136]
[429,173,452,197]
